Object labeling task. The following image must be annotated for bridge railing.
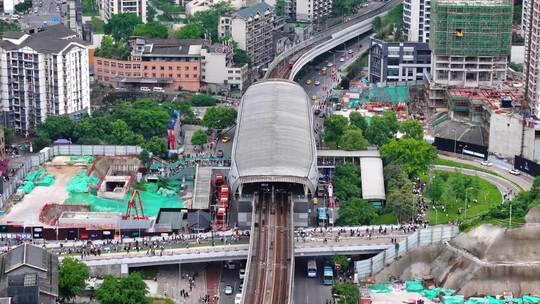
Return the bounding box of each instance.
[354,225,459,280]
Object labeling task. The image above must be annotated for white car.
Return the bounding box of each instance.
[314,81,321,86]
[509,169,521,175]
[140,87,150,92]
[480,161,493,167]
[239,268,246,280]
[348,49,353,54]
[339,57,345,62]
[152,87,165,93]
[327,62,333,67]
[234,293,242,304]
[224,284,233,295]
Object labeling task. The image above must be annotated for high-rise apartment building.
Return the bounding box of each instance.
[99,0,147,22]
[0,25,90,136]
[295,0,332,22]
[428,0,512,87]
[218,2,274,76]
[523,0,540,115]
[403,0,431,43]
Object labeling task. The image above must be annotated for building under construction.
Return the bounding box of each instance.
[428,0,513,88]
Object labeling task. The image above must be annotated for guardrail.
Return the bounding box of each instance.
[264,0,400,79]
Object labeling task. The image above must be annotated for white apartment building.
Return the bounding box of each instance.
[523,0,540,115]
[218,2,274,74]
[295,0,332,22]
[99,0,147,22]
[200,44,248,92]
[0,25,90,136]
[403,0,430,43]
[185,0,244,16]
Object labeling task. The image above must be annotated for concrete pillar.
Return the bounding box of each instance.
[120,264,129,277]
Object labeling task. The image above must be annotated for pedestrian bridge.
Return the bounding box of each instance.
[74,234,406,275]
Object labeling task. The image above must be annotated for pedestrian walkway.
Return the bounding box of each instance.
[205,263,221,304]
[177,263,207,303]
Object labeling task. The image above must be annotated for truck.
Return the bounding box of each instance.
[322,264,333,285]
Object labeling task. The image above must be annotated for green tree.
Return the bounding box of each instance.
[190,2,232,41]
[191,129,208,146]
[96,273,149,304]
[339,127,368,151]
[383,161,404,187]
[32,130,52,151]
[94,35,132,60]
[332,0,354,16]
[372,16,383,34]
[112,100,169,139]
[332,282,360,304]
[399,119,423,140]
[274,0,286,16]
[233,48,251,66]
[176,23,204,39]
[104,13,142,41]
[59,258,90,302]
[425,173,445,204]
[147,6,157,22]
[0,21,21,36]
[191,94,217,107]
[365,112,398,146]
[38,116,75,141]
[380,138,437,177]
[330,255,349,270]
[139,150,150,166]
[73,115,107,144]
[333,164,361,200]
[1,126,14,146]
[337,199,377,226]
[349,111,367,135]
[133,22,169,38]
[324,114,349,147]
[143,136,168,158]
[386,171,415,222]
[202,106,237,130]
[14,0,32,13]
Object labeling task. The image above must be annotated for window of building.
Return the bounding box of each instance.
[126,72,131,76]
[193,66,197,70]
[177,66,181,70]
[185,66,190,71]
[193,74,197,78]
[168,66,172,70]
[152,73,156,77]
[134,64,140,69]
[169,74,173,78]
[177,74,181,78]
[152,66,156,70]
[126,64,132,69]
[104,61,110,66]
[160,66,164,70]
[111,62,116,67]
[185,74,189,78]
[118,63,124,68]
[161,73,164,77]
[97,60,102,65]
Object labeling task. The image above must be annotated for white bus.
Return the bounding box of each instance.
[307,259,317,278]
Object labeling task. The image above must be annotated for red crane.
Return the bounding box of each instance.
[124,190,147,220]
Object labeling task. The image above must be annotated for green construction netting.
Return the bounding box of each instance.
[66,156,96,166]
[67,170,100,193]
[523,296,540,303]
[369,283,393,293]
[443,295,465,304]
[65,182,184,217]
[465,298,486,304]
[405,280,424,293]
[18,166,55,193]
[368,85,410,104]
[424,288,455,300]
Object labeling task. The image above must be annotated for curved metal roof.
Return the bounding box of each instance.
[228,80,318,194]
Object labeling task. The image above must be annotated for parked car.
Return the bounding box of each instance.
[224,284,233,295]
[216,149,224,158]
[140,87,150,92]
[347,49,353,54]
[234,293,242,304]
[480,161,493,167]
[314,80,321,86]
[239,269,246,280]
[152,87,165,93]
[509,169,521,175]
[305,79,312,85]
[222,136,231,143]
[339,57,345,62]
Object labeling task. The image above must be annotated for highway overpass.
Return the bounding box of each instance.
[264,0,400,80]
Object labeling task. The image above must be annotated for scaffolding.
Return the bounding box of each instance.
[430,0,513,56]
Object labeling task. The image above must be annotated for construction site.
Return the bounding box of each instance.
[1,155,200,239]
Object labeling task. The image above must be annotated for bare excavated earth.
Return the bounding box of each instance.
[376,205,540,296]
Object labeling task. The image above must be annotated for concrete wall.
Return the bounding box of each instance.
[488,112,526,158]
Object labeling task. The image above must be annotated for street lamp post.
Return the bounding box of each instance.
[461,145,468,160]
[464,187,474,221]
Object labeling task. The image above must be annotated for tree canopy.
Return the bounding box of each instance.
[380,138,437,177]
[38,115,76,141]
[339,127,368,151]
[190,2,232,41]
[0,21,21,36]
[399,119,423,140]
[332,282,360,304]
[202,106,237,130]
[59,258,90,301]
[133,22,169,38]
[333,164,361,200]
[191,94,217,107]
[274,0,286,16]
[337,199,377,226]
[94,35,132,60]
[386,169,415,222]
[324,114,349,147]
[365,111,398,146]
[349,111,367,135]
[191,129,209,146]
[233,48,251,66]
[104,13,142,41]
[330,255,350,270]
[95,273,149,304]
[176,23,204,39]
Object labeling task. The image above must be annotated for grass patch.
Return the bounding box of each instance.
[373,212,398,225]
[82,0,99,16]
[90,17,105,34]
[427,170,502,225]
[434,158,495,175]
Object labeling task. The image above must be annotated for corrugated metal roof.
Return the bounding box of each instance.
[360,157,386,200]
[229,80,318,193]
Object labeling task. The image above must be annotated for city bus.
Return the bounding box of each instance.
[323,264,334,285]
[307,259,317,278]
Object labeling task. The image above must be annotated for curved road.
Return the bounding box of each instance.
[438,154,533,190]
[434,165,520,201]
